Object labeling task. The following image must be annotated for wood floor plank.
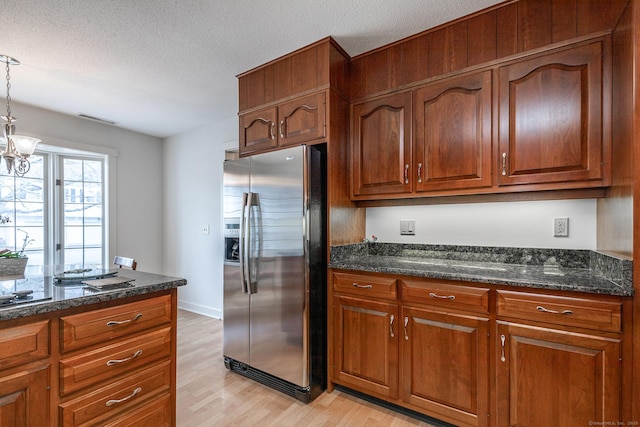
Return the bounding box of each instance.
[176,309,441,426]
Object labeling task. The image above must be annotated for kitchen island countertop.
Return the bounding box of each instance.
[329,243,633,297]
[0,270,187,321]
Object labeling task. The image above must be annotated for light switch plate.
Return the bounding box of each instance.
[400,220,415,235]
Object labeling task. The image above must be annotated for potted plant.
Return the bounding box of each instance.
[0,217,34,276]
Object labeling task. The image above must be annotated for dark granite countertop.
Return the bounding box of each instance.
[0,270,187,321]
[329,243,633,297]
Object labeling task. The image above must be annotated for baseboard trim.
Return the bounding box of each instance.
[178,301,221,319]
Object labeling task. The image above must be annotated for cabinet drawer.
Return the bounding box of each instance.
[333,272,397,300]
[496,290,622,332]
[61,295,172,353]
[0,320,49,371]
[102,394,172,427]
[59,360,170,426]
[401,279,490,313]
[60,327,172,395]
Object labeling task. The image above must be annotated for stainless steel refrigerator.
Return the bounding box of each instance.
[222,144,326,402]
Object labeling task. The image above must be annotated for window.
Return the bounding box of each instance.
[0,148,106,272]
[61,157,104,266]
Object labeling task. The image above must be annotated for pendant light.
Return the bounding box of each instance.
[0,55,40,176]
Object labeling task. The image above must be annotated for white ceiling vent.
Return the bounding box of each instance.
[77,114,117,125]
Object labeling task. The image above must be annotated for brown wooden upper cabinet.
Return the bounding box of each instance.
[497,40,609,189]
[350,37,611,201]
[351,70,492,199]
[351,92,412,197]
[239,92,326,156]
[414,70,493,193]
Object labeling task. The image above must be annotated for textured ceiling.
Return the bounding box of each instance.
[2,0,503,138]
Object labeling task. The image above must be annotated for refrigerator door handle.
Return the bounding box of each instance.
[246,191,257,294]
[240,192,249,294]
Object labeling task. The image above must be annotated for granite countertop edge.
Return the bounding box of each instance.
[329,243,634,297]
[0,272,187,322]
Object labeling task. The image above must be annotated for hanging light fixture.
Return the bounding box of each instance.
[0,54,40,176]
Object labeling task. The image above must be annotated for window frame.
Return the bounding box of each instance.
[0,142,111,271]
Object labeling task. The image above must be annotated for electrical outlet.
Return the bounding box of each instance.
[202,224,210,235]
[400,220,415,236]
[553,217,569,237]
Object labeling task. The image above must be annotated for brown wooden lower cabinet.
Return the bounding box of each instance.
[0,290,177,427]
[402,305,489,427]
[496,321,622,427]
[332,295,399,400]
[0,364,49,426]
[329,269,626,427]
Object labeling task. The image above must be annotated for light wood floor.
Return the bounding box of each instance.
[176,309,445,427]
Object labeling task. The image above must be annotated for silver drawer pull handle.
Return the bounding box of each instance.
[404,316,409,341]
[501,152,507,176]
[389,314,395,338]
[107,350,143,366]
[107,313,142,327]
[500,334,506,362]
[429,292,455,301]
[352,283,373,289]
[536,305,573,315]
[105,387,142,407]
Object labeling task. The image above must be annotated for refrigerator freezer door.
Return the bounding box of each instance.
[248,146,308,387]
[223,156,251,365]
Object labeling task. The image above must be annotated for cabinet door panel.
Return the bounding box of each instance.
[498,42,604,186]
[414,70,492,192]
[239,107,278,155]
[333,296,399,399]
[402,306,489,427]
[279,92,326,147]
[352,92,412,197]
[497,322,621,427]
[0,365,49,427]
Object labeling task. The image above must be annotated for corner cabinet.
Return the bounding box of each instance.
[497,40,610,189]
[239,92,326,156]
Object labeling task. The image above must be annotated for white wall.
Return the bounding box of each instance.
[366,199,597,249]
[163,116,237,318]
[14,102,166,271]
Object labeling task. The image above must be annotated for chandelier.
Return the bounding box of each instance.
[0,55,40,176]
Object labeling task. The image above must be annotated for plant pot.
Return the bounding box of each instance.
[0,257,28,276]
